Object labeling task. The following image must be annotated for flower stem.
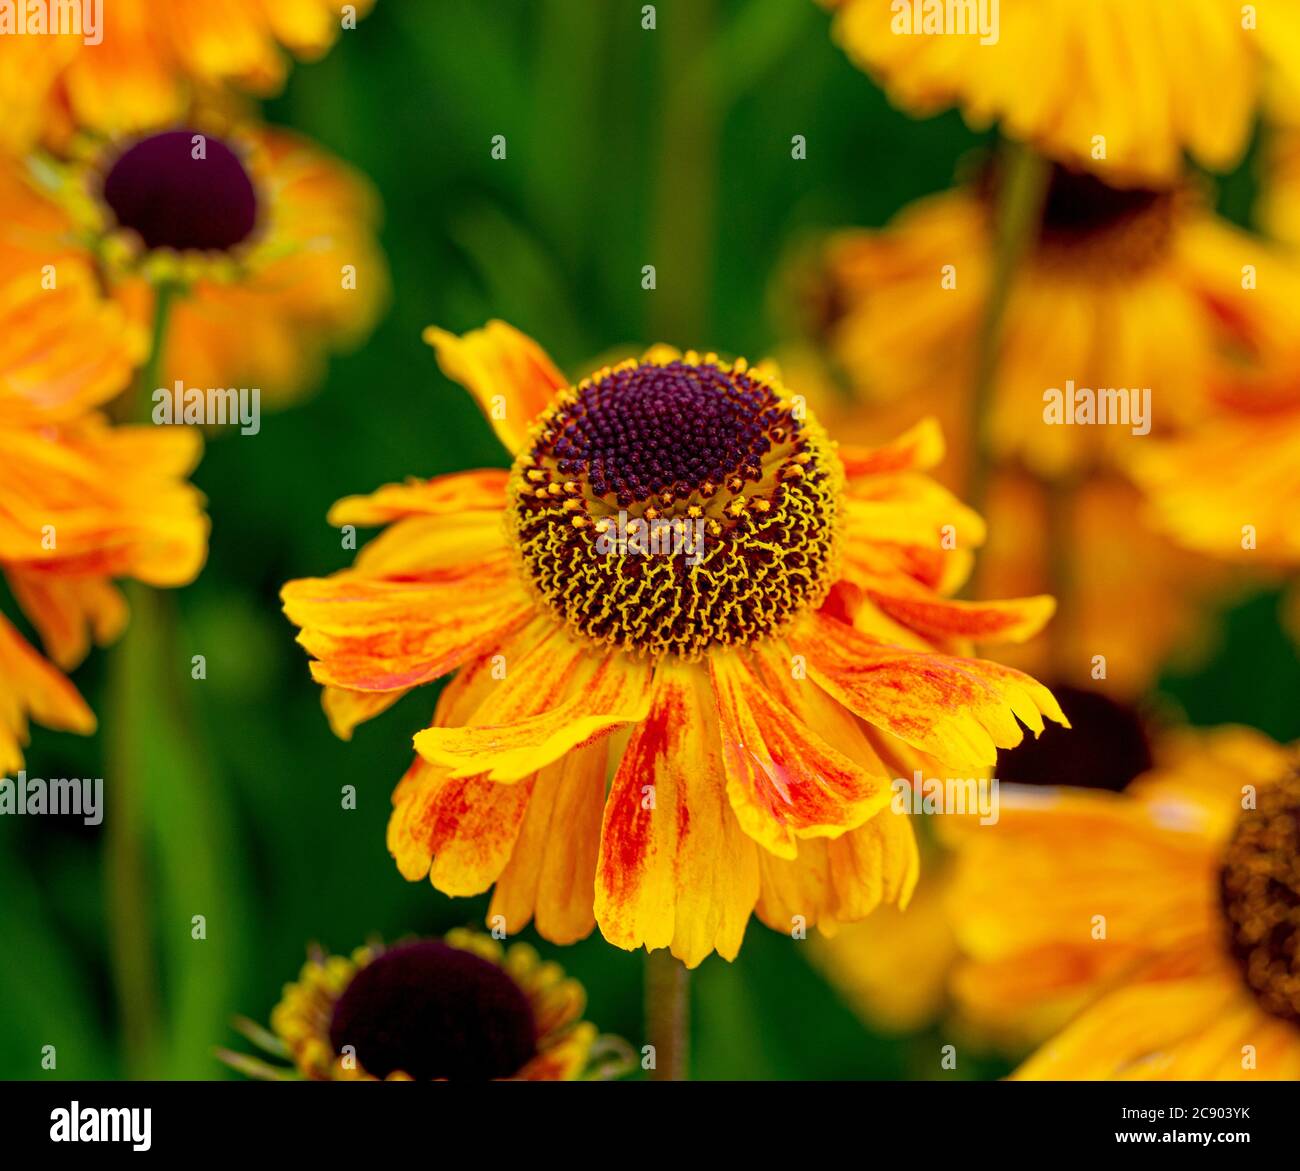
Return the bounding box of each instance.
[967,141,1050,517]
[645,948,690,1081]
[104,281,177,1078]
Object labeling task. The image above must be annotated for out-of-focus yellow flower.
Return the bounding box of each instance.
[943,725,1300,1078]
[1,123,387,408]
[803,164,1299,481]
[0,272,208,772]
[282,320,1067,967]
[221,930,624,1082]
[0,0,376,156]
[820,0,1293,186]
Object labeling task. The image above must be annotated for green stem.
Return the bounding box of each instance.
[645,948,690,1081]
[967,142,1050,519]
[104,282,178,1078]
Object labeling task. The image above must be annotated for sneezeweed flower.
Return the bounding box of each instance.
[803,163,1300,480]
[282,320,1067,967]
[0,270,208,772]
[0,0,376,156]
[818,0,1295,185]
[942,724,1300,1077]
[0,122,387,409]
[220,930,624,1082]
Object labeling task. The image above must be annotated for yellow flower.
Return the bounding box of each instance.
[0,0,376,156]
[820,0,1293,185]
[943,724,1300,1078]
[282,320,1067,967]
[806,164,1298,480]
[221,930,621,1082]
[1,123,387,408]
[0,269,208,772]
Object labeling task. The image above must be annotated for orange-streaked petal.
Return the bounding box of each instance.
[423,321,567,454]
[594,660,760,968]
[838,416,945,479]
[6,571,127,670]
[326,469,509,527]
[791,612,1067,770]
[281,552,533,696]
[864,588,1056,646]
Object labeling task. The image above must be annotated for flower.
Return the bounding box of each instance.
[802,163,1298,480]
[282,320,1067,967]
[220,930,619,1082]
[819,0,1295,185]
[0,269,208,772]
[942,724,1300,1077]
[0,123,386,409]
[0,0,376,156]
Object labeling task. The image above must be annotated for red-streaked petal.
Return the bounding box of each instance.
[709,649,894,858]
[790,612,1067,770]
[326,469,508,527]
[0,614,95,773]
[838,417,945,479]
[594,660,760,968]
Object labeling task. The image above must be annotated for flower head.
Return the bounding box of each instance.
[283,321,1067,966]
[1,122,387,408]
[222,930,617,1082]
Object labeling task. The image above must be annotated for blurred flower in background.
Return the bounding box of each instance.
[0,265,207,771]
[221,929,622,1082]
[941,725,1300,1078]
[0,0,376,156]
[820,0,1296,185]
[282,320,1066,968]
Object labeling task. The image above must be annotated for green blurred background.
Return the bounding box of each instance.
[4,0,1299,1081]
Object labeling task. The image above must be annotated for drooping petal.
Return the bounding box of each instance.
[791,612,1066,770]
[414,631,650,783]
[594,660,760,968]
[282,551,533,696]
[489,739,606,945]
[424,321,567,454]
[709,648,893,858]
[5,571,127,670]
[0,614,95,774]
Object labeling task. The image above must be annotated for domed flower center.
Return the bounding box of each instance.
[1219,772,1300,1024]
[327,940,537,1080]
[102,130,258,253]
[995,685,1152,791]
[508,355,841,658]
[1035,164,1177,275]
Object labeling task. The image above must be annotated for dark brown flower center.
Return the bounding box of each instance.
[328,941,537,1080]
[509,357,841,658]
[1219,772,1300,1023]
[995,685,1152,792]
[102,129,258,253]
